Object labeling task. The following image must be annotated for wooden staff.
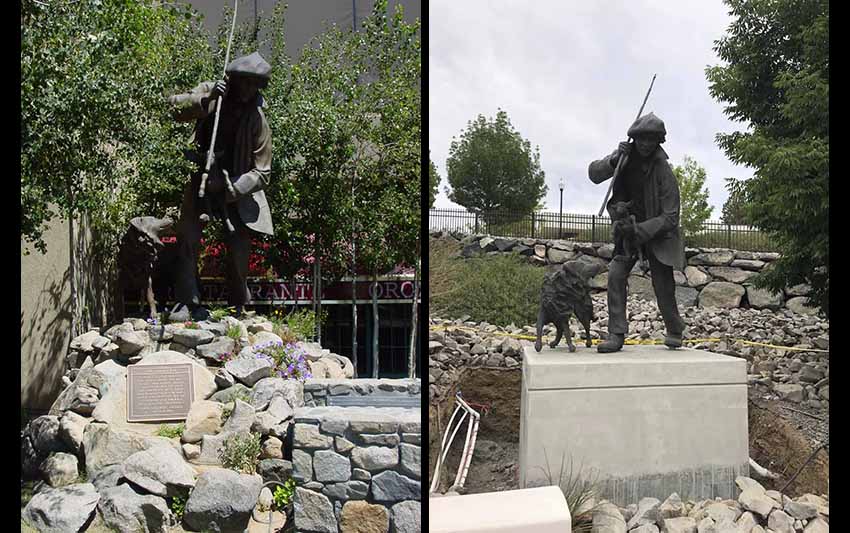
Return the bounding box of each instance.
[597,74,657,217]
[199,0,239,233]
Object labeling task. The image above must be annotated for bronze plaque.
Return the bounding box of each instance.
[127,364,195,422]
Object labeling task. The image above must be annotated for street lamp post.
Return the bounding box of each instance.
[558,178,565,239]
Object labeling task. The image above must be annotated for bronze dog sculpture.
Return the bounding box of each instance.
[535,261,594,352]
[118,216,175,319]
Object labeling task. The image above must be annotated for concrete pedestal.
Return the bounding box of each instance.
[520,345,748,506]
[429,486,571,533]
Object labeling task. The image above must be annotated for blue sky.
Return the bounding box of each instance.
[429,0,752,216]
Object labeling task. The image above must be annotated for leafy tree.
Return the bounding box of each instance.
[429,156,440,208]
[445,110,547,216]
[671,156,714,237]
[721,177,751,225]
[706,0,828,314]
[21,0,213,256]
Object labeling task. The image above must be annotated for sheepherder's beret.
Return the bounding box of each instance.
[226,52,272,81]
[627,112,666,143]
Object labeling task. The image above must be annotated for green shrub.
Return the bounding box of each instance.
[184,321,201,330]
[219,433,262,474]
[430,245,544,327]
[170,494,187,522]
[273,478,296,509]
[535,450,603,533]
[285,308,326,341]
[210,306,235,322]
[156,423,185,439]
[226,325,242,341]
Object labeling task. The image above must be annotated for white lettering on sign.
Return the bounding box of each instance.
[368,283,383,299]
[386,282,400,299]
[400,281,414,298]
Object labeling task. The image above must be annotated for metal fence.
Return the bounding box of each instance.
[429,208,776,252]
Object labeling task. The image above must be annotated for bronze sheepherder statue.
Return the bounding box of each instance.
[167,51,274,320]
[589,112,686,353]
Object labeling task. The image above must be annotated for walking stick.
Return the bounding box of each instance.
[199,0,239,233]
[597,74,657,217]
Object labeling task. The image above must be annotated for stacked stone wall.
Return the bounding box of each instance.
[292,406,421,533]
[436,232,820,314]
[304,378,421,408]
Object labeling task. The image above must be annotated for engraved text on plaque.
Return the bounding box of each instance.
[127,364,195,422]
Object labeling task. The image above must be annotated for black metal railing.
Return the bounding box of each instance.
[429,208,776,252]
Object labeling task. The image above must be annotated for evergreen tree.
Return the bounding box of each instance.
[706,0,828,314]
[721,177,750,226]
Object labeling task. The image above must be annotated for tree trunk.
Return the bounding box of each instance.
[371,274,379,378]
[351,242,358,378]
[316,256,322,345]
[408,259,419,379]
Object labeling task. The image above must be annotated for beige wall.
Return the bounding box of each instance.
[21,211,116,411]
[21,218,73,411]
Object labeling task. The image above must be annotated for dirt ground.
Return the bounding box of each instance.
[429,367,829,499]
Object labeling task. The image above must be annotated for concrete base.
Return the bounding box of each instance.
[429,486,571,533]
[520,344,748,506]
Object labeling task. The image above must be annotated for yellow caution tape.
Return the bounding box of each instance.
[429,324,829,353]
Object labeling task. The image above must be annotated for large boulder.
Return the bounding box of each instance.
[225,354,274,387]
[706,267,758,284]
[698,282,746,308]
[182,400,225,444]
[82,423,174,472]
[675,287,699,308]
[184,469,263,533]
[689,251,735,266]
[196,337,237,362]
[41,452,79,488]
[786,296,820,316]
[592,501,627,533]
[115,329,150,356]
[28,415,65,455]
[171,328,215,348]
[121,445,197,497]
[250,377,304,411]
[746,285,784,310]
[627,275,656,301]
[22,483,100,533]
[59,411,91,454]
[97,483,173,533]
[91,355,215,436]
[684,266,712,288]
[138,351,216,399]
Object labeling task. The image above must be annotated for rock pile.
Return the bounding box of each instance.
[589,477,828,533]
[432,232,822,315]
[21,313,361,532]
[429,291,829,412]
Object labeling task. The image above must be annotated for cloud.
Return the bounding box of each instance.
[429,0,752,217]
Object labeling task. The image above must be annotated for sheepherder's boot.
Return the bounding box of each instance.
[664,332,683,349]
[597,333,624,353]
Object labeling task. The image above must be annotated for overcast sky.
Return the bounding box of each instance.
[429,0,751,217]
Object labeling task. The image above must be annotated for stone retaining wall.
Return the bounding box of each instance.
[292,406,421,533]
[434,232,820,315]
[304,379,422,408]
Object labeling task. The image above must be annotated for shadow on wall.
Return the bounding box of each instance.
[21,266,73,412]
